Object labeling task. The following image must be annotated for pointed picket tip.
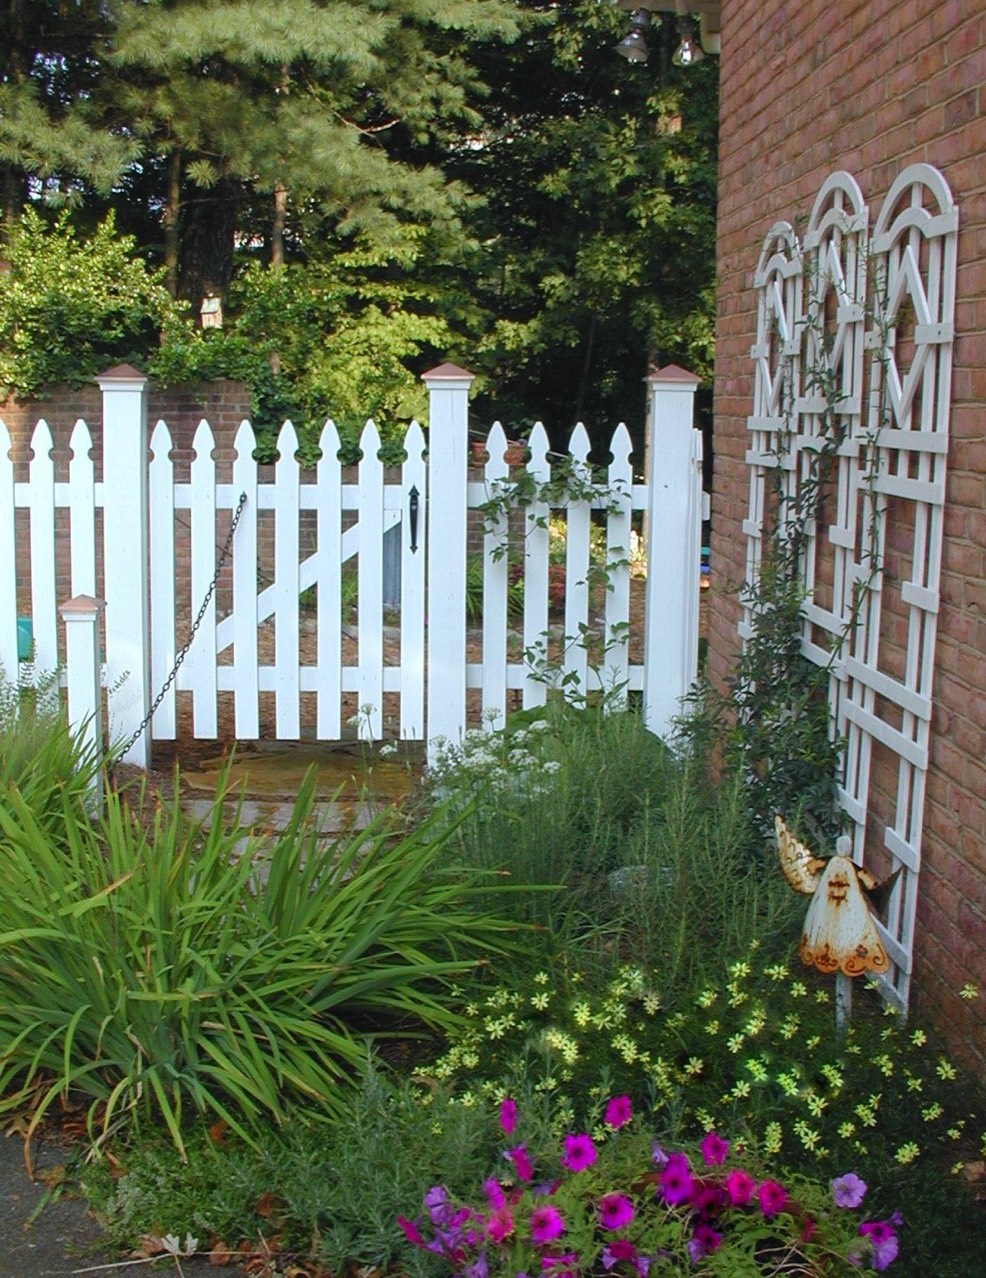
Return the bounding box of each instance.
[404,419,426,459]
[69,418,93,458]
[610,422,633,462]
[30,419,54,458]
[360,418,382,451]
[318,418,341,460]
[233,419,256,458]
[647,364,701,385]
[150,419,173,461]
[569,422,591,460]
[277,420,300,458]
[527,422,550,462]
[192,418,214,456]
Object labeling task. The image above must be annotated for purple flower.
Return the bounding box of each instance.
[687,1224,723,1262]
[465,1253,488,1278]
[660,1153,694,1206]
[860,1221,899,1271]
[700,1130,730,1167]
[725,1169,757,1206]
[501,1097,518,1136]
[832,1172,868,1209]
[651,1142,669,1167]
[425,1184,456,1227]
[758,1179,788,1221]
[691,1182,727,1218]
[484,1178,506,1210]
[598,1193,635,1231]
[604,1095,633,1129]
[601,1240,638,1269]
[561,1133,597,1172]
[541,1252,578,1278]
[508,1144,534,1183]
[530,1206,566,1244]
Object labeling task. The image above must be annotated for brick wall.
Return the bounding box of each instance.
[711,0,985,1066]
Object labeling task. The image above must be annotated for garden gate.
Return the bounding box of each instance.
[744,163,958,1014]
[1,364,705,767]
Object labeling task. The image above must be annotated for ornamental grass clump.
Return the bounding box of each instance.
[0,763,515,1155]
[399,1096,900,1276]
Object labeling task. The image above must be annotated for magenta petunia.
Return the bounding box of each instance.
[725,1169,757,1207]
[530,1205,566,1244]
[832,1172,868,1209]
[860,1220,899,1271]
[561,1133,597,1172]
[687,1224,723,1262]
[397,1215,426,1248]
[700,1130,730,1167]
[486,1207,515,1243]
[660,1152,694,1206]
[508,1144,534,1183]
[601,1239,638,1269]
[484,1178,506,1210]
[597,1193,635,1231]
[758,1179,788,1220]
[501,1097,518,1136]
[604,1095,633,1129]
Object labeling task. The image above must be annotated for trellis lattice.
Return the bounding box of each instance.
[744,164,958,1013]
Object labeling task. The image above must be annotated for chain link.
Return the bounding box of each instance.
[117,491,248,760]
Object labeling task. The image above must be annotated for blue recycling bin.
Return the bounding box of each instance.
[17,616,33,661]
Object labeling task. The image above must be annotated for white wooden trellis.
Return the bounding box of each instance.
[744,164,958,1014]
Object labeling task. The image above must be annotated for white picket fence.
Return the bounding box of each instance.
[0,363,705,765]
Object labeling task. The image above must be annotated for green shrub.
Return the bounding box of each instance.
[0,765,515,1154]
[0,208,181,398]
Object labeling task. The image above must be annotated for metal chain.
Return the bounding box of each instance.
[117,491,248,759]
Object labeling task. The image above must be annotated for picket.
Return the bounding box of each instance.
[149,420,177,738]
[521,423,551,709]
[28,421,58,675]
[0,421,18,678]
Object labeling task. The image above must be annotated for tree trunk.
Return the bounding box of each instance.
[271,183,287,270]
[163,150,181,297]
[178,176,239,307]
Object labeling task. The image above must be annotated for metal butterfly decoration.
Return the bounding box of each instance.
[775,816,898,978]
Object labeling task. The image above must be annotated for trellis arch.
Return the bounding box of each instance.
[744,164,958,1014]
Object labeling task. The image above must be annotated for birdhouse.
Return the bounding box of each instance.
[200,295,223,329]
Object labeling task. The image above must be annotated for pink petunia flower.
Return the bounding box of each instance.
[758,1179,788,1220]
[832,1172,868,1209]
[860,1221,899,1271]
[598,1193,635,1231]
[508,1144,534,1183]
[604,1095,633,1129]
[660,1152,694,1206]
[486,1207,515,1243]
[725,1169,757,1206]
[501,1097,518,1136]
[601,1239,638,1269]
[561,1133,597,1172]
[700,1130,730,1166]
[397,1215,426,1248]
[530,1205,566,1244]
[687,1224,723,1262]
[484,1178,506,1210]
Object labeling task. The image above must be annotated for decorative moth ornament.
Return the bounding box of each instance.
[775,816,891,977]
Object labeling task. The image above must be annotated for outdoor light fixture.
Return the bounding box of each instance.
[671,16,705,66]
[615,9,654,63]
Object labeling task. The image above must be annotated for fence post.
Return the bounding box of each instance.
[643,364,703,739]
[97,364,151,766]
[60,594,106,804]
[422,362,474,757]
